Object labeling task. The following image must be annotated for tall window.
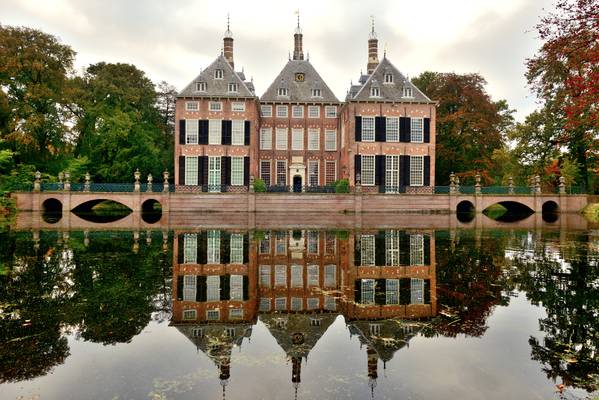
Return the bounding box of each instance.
[276,160,287,185]
[386,155,400,192]
[361,279,375,304]
[230,234,244,264]
[228,82,238,93]
[403,87,413,98]
[208,119,221,144]
[325,130,336,151]
[292,129,304,150]
[324,296,336,311]
[308,129,320,150]
[208,156,221,192]
[209,102,222,112]
[275,297,287,310]
[185,156,198,185]
[259,298,271,311]
[308,106,320,118]
[410,234,425,265]
[324,264,336,287]
[207,230,220,264]
[259,232,270,254]
[311,88,321,97]
[385,230,400,266]
[186,119,199,144]
[206,309,219,320]
[384,73,394,83]
[207,276,220,301]
[183,233,197,264]
[183,275,196,301]
[196,82,207,92]
[261,105,272,117]
[308,160,319,186]
[275,231,287,254]
[291,297,303,311]
[291,264,303,288]
[325,161,336,185]
[410,156,424,186]
[259,265,271,287]
[214,69,223,79]
[260,128,272,150]
[361,155,375,186]
[411,278,424,304]
[275,265,287,287]
[307,298,319,310]
[386,117,399,142]
[185,102,199,111]
[361,235,375,266]
[325,106,337,118]
[370,87,380,97]
[411,118,424,143]
[276,105,288,117]
[260,160,271,186]
[308,231,319,254]
[325,232,336,255]
[277,87,288,96]
[230,308,243,319]
[292,105,304,118]
[307,265,319,286]
[231,102,245,112]
[386,279,400,304]
[231,120,244,145]
[361,116,375,141]
[231,157,244,186]
[230,274,243,300]
[275,128,288,150]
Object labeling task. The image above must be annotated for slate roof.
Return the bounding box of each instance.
[346,57,432,103]
[178,54,256,98]
[261,59,339,103]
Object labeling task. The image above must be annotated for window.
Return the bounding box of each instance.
[196,82,207,92]
[183,234,197,264]
[276,105,288,117]
[361,235,375,266]
[276,160,287,185]
[186,102,199,111]
[208,156,221,192]
[385,230,400,266]
[259,232,270,254]
[228,82,238,93]
[277,87,288,97]
[207,275,220,301]
[275,265,286,287]
[259,298,271,311]
[361,116,375,141]
[325,106,337,118]
[386,155,400,192]
[308,106,320,118]
[183,275,197,301]
[307,265,319,286]
[231,120,244,145]
[384,73,394,83]
[369,323,381,335]
[361,155,375,186]
[261,105,272,117]
[184,156,198,185]
[185,119,199,144]
[275,297,287,310]
[230,233,244,263]
[410,234,425,266]
[325,232,336,255]
[386,117,399,142]
[308,129,320,150]
[183,309,197,320]
[229,308,243,319]
[411,117,424,143]
[310,318,321,326]
[260,160,271,186]
[260,128,272,150]
[208,119,221,144]
[325,130,336,151]
[275,128,288,150]
[307,298,319,310]
[292,129,304,150]
[230,274,243,300]
[361,279,375,304]
[209,102,222,112]
[214,69,223,79]
[325,161,336,185]
[308,160,319,186]
[386,279,400,304]
[231,157,244,186]
[231,102,245,112]
[307,231,319,254]
[192,328,203,337]
[311,88,321,97]
[291,264,303,288]
[260,265,271,287]
[324,295,336,311]
[370,87,380,97]
[275,231,287,254]
[206,309,220,320]
[411,278,424,304]
[292,105,304,118]
[410,156,424,186]
[403,86,413,98]
[291,297,303,311]
[324,264,336,287]
[207,230,220,264]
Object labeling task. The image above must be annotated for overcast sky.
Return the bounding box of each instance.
[1,0,555,121]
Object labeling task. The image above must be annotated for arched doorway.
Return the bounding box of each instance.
[293,176,302,193]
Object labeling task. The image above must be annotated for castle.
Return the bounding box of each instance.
[175,17,436,193]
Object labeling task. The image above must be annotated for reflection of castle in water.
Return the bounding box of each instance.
[170,229,436,396]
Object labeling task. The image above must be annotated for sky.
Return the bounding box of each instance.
[1,0,556,121]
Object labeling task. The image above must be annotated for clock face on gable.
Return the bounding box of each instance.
[295,73,305,82]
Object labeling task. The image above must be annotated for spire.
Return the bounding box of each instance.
[293,10,304,60]
[223,13,234,69]
[367,16,379,74]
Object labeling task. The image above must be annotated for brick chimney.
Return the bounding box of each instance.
[293,12,304,60]
[367,18,378,74]
[223,15,234,69]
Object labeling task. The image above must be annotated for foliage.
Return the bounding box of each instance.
[253,178,267,193]
[334,179,350,193]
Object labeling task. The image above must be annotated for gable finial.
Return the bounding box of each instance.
[369,15,377,39]
[384,42,387,58]
[224,12,233,38]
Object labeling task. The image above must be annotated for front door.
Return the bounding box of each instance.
[293,176,302,193]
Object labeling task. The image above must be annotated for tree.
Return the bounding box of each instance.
[412,72,515,185]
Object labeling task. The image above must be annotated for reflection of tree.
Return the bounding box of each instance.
[511,233,599,392]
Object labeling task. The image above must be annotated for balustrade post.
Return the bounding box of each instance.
[529,176,536,195]
[63,172,71,192]
[455,176,460,194]
[449,172,456,195]
[34,171,41,192]
[534,175,541,194]
[163,170,170,193]
[558,176,566,195]
[508,176,514,194]
[147,174,153,193]
[475,174,482,195]
[249,175,255,193]
[134,169,141,192]
[84,172,91,192]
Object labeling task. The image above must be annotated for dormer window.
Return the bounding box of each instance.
[403,87,413,98]
[277,87,288,97]
[214,69,224,79]
[311,88,322,97]
[228,82,238,93]
[384,73,394,83]
[195,82,207,92]
[370,87,380,97]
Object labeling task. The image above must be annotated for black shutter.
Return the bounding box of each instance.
[424,234,431,265]
[197,276,207,302]
[202,156,209,187]
[242,275,249,300]
[400,117,411,142]
[424,118,431,143]
[355,116,362,142]
[244,157,250,186]
[354,155,361,184]
[221,156,231,187]
[424,279,431,304]
[197,156,204,186]
[177,234,184,263]
[375,279,386,305]
[400,278,410,305]
[244,121,251,145]
[354,235,361,266]
[242,234,249,264]
[424,156,431,186]
[406,117,412,142]
[375,155,385,189]
[400,231,410,266]
[179,120,186,144]
[220,275,230,301]
[375,231,385,266]
[375,116,386,142]
[354,280,362,304]
[221,231,230,264]
[176,276,183,301]
[198,231,207,264]
[179,156,185,185]
[199,120,209,144]
[222,120,232,145]
[400,156,410,187]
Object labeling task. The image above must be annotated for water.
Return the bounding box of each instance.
[1,215,598,400]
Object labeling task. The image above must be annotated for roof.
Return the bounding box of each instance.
[261,59,339,103]
[348,319,421,362]
[178,54,256,98]
[346,57,432,103]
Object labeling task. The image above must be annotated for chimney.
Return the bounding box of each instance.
[367,17,378,74]
[223,14,234,69]
[293,12,304,60]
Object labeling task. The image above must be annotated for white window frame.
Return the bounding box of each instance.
[259,298,271,311]
[411,278,424,304]
[361,116,375,142]
[307,264,319,287]
[292,105,304,118]
[275,297,287,310]
[311,88,321,97]
[275,128,288,150]
[183,309,197,320]
[386,279,400,305]
[386,117,399,142]
[292,129,304,151]
[325,130,337,151]
[206,309,220,320]
[184,156,198,186]
[207,230,220,264]
[325,106,337,118]
[214,69,223,79]
[384,73,394,84]
[307,297,319,310]
[260,265,271,287]
[410,234,425,266]
[276,105,288,118]
[410,156,424,186]
[260,160,271,186]
[361,155,375,186]
[403,87,413,98]
[229,308,243,319]
[361,279,375,304]
[183,275,197,301]
[308,129,320,150]
[385,230,400,266]
[324,295,336,311]
[275,231,287,255]
[308,106,320,118]
[370,87,380,97]
[207,275,220,301]
[208,119,221,145]
[261,105,272,117]
[196,82,207,92]
[185,119,199,145]
[208,156,221,192]
[324,264,336,287]
[275,265,287,287]
[231,102,245,112]
[325,160,336,185]
[230,233,244,264]
[228,82,238,93]
[260,128,272,150]
[183,234,197,264]
[386,155,400,193]
[361,235,375,266]
[276,160,287,186]
[308,160,319,186]
[410,117,424,143]
[291,264,303,288]
[277,87,288,97]
[308,231,319,254]
[185,101,199,112]
[231,120,244,145]
[230,274,243,300]
[209,101,222,112]
[291,297,303,311]
[231,156,244,186]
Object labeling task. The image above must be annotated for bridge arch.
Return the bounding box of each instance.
[456,200,475,223]
[483,201,534,222]
[141,198,162,224]
[41,198,63,223]
[542,200,559,223]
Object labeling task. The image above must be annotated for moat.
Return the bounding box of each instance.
[0,214,597,399]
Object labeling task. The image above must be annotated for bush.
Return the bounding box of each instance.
[253,178,266,193]
[334,179,350,193]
